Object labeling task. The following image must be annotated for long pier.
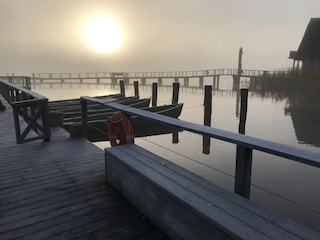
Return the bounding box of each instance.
[35,68,285,79]
[31,68,288,89]
[0,68,288,92]
[0,95,168,239]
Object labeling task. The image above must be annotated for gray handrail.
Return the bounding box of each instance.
[82,96,320,167]
[81,95,320,198]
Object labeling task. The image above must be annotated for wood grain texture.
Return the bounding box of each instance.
[0,95,168,240]
[105,144,320,240]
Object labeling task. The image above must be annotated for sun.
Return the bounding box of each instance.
[83,17,122,53]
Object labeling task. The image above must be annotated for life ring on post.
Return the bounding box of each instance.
[108,111,134,147]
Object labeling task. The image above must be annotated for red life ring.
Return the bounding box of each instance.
[108,111,134,147]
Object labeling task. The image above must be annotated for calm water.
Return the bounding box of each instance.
[33,76,320,232]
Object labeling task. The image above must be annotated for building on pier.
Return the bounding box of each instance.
[290,18,320,72]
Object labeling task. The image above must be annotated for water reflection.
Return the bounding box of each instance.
[33,75,320,149]
[251,74,320,148]
[33,75,320,232]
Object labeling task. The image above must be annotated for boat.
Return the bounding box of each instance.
[64,103,184,142]
[48,93,125,110]
[60,98,151,120]
[49,95,138,112]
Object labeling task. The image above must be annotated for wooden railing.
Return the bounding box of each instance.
[0,81,51,144]
[0,76,31,89]
[80,96,320,199]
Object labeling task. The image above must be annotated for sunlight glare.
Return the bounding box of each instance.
[84,17,122,53]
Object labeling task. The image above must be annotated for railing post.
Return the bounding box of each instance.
[172,131,179,144]
[81,97,88,138]
[234,88,252,198]
[42,99,51,142]
[12,105,22,144]
[235,147,253,198]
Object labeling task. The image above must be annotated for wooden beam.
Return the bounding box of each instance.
[106,144,320,240]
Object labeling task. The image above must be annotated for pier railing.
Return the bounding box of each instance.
[0,76,31,89]
[80,96,320,199]
[0,80,51,144]
[35,68,287,80]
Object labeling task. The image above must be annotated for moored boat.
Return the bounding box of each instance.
[64,103,183,142]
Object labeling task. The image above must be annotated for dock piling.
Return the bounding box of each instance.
[234,88,252,198]
[120,80,125,96]
[152,82,158,107]
[172,82,180,104]
[203,85,212,154]
[134,81,139,96]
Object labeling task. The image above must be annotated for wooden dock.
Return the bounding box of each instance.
[0,96,169,240]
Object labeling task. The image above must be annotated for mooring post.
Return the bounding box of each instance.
[238,89,248,134]
[234,88,252,199]
[203,85,212,154]
[233,47,243,91]
[172,82,180,143]
[199,76,204,88]
[120,80,125,96]
[80,97,88,138]
[216,76,220,90]
[172,131,179,144]
[26,77,31,90]
[172,82,180,104]
[213,76,216,90]
[152,82,158,107]
[134,81,139,97]
[184,77,189,87]
[238,47,243,77]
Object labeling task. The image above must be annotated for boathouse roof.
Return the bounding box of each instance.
[292,18,320,60]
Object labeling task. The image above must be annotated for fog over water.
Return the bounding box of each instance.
[3,0,320,234]
[1,0,320,74]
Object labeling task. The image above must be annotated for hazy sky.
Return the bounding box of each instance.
[1,0,319,75]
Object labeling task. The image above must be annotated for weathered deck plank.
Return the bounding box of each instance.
[106,144,320,240]
[0,95,168,240]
